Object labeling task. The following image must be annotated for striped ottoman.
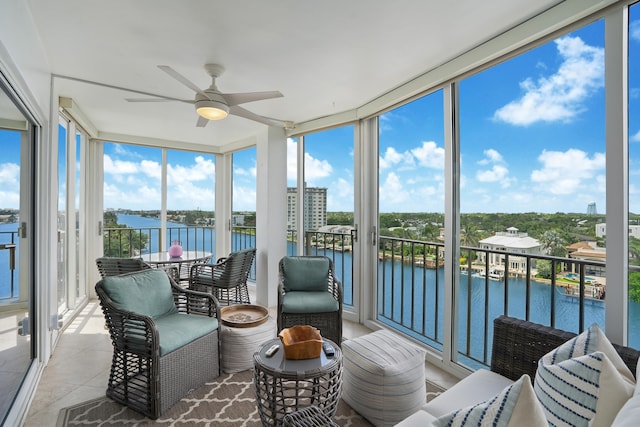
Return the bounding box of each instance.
[341,330,427,427]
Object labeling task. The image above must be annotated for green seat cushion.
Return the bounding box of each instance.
[282,257,330,292]
[101,269,177,318]
[281,291,339,314]
[154,312,219,356]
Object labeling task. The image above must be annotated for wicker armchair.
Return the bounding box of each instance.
[96,256,179,282]
[96,269,221,419]
[277,256,343,346]
[491,315,640,381]
[189,248,256,305]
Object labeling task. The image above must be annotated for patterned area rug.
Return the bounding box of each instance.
[57,370,444,426]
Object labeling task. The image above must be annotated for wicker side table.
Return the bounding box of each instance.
[253,338,343,426]
[283,405,339,427]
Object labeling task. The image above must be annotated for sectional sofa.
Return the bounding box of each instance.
[397,315,640,426]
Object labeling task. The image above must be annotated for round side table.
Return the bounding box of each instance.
[253,338,343,426]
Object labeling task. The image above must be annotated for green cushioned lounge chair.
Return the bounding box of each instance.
[95,269,221,419]
[277,256,343,346]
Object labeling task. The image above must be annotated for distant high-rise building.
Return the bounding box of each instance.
[287,184,327,231]
[587,201,597,215]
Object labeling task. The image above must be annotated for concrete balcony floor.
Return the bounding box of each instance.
[24,298,458,426]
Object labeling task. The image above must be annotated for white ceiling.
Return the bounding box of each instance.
[26,0,560,151]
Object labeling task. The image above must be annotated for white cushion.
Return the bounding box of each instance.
[612,394,640,427]
[423,369,514,418]
[432,374,547,427]
[534,323,635,427]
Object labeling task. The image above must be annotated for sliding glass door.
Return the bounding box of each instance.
[0,82,35,424]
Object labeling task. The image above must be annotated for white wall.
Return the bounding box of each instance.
[0,1,51,114]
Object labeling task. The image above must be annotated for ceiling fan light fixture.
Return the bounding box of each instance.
[195,99,229,120]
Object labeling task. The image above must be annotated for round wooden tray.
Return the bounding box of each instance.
[220,304,269,328]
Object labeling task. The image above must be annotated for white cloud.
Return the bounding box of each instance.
[380,146,413,170]
[530,148,605,195]
[103,155,139,174]
[231,183,256,211]
[494,36,604,126]
[476,165,509,184]
[379,113,393,133]
[0,163,23,209]
[327,177,354,211]
[379,172,410,207]
[631,20,640,43]
[632,130,640,142]
[169,156,215,185]
[304,153,332,181]
[411,141,445,169]
[475,149,511,187]
[478,149,504,165]
[140,159,161,178]
[285,137,332,182]
[0,162,19,185]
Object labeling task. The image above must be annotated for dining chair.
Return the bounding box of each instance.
[189,248,256,305]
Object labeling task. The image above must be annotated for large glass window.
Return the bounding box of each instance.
[166,150,215,254]
[102,143,162,256]
[628,3,640,347]
[286,137,299,256]
[303,126,356,307]
[0,88,35,424]
[377,91,445,347]
[232,147,256,256]
[458,20,605,366]
[57,119,68,312]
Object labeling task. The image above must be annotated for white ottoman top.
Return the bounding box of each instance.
[343,329,426,371]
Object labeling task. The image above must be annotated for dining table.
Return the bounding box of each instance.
[139,250,213,283]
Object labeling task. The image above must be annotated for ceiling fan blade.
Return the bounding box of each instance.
[230,105,282,126]
[125,97,194,103]
[158,65,207,96]
[196,115,209,128]
[223,91,283,106]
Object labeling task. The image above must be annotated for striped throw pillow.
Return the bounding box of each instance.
[534,323,635,427]
[433,374,547,427]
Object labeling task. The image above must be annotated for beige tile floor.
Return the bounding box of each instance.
[23,299,458,426]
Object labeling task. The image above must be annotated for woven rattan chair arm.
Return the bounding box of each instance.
[170,277,220,317]
[96,284,158,357]
[328,275,342,302]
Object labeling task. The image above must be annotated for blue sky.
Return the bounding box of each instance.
[1,11,639,215]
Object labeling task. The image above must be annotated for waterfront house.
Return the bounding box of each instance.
[478,227,543,274]
[0,0,638,425]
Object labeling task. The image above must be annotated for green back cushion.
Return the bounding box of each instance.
[282,256,330,292]
[101,269,177,318]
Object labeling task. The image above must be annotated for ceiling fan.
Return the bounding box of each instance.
[126,64,284,127]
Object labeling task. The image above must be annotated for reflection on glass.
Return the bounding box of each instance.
[628,3,640,345]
